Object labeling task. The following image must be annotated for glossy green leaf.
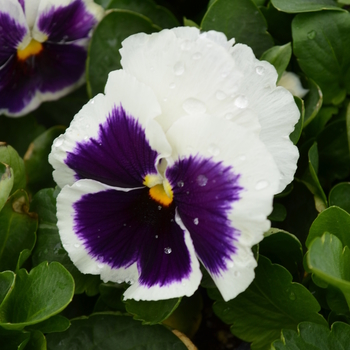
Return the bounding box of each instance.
[303,78,323,127]
[301,142,328,212]
[0,262,74,330]
[268,203,287,222]
[46,313,187,349]
[93,0,110,8]
[87,10,159,97]
[260,43,292,81]
[307,233,350,307]
[107,0,179,28]
[272,0,341,13]
[24,331,46,350]
[272,322,350,349]
[306,206,350,248]
[0,162,14,211]
[292,11,350,104]
[260,229,303,275]
[304,106,338,138]
[329,183,350,214]
[94,283,126,313]
[0,190,37,271]
[201,0,273,57]
[26,315,70,334]
[0,144,26,194]
[125,298,181,325]
[290,96,304,145]
[209,256,327,350]
[24,126,65,194]
[0,327,30,350]
[183,17,199,28]
[0,271,15,306]
[31,188,101,295]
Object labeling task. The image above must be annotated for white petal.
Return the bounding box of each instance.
[278,71,309,98]
[49,70,171,188]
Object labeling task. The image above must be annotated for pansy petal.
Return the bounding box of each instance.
[0,0,28,63]
[32,0,103,42]
[22,0,40,30]
[0,42,86,116]
[49,70,171,188]
[165,115,280,301]
[58,179,201,300]
[120,28,261,135]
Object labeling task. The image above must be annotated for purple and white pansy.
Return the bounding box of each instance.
[49,28,299,301]
[0,0,103,116]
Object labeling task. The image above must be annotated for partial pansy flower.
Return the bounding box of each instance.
[0,0,103,116]
[49,28,299,301]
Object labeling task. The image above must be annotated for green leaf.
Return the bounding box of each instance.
[260,43,292,81]
[201,0,273,57]
[0,190,38,271]
[272,322,350,349]
[87,10,159,97]
[0,162,14,211]
[304,106,338,138]
[271,0,341,13]
[26,315,70,334]
[307,233,350,307]
[303,78,323,127]
[31,188,101,295]
[260,229,303,275]
[93,0,110,8]
[292,11,350,104]
[209,256,327,350]
[306,206,350,248]
[0,261,74,330]
[24,126,65,194]
[0,144,26,194]
[290,96,304,145]
[24,331,46,350]
[95,283,126,312]
[46,313,187,349]
[125,298,181,325]
[300,142,328,212]
[107,0,179,29]
[0,327,30,350]
[0,271,15,306]
[183,17,199,28]
[329,183,350,214]
[268,203,287,222]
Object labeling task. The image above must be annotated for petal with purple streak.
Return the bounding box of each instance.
[166,155,243,275]
[65,104,159,188]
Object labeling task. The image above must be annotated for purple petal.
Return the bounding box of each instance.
[65,105,159,188]
[166,155,243,275]
[73,187,192,287]
[38,0,97,42]
[0,42,85,114]
[0,11,27,64]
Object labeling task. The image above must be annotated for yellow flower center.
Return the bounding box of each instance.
[144,175,173,207]
[17,39,43,61]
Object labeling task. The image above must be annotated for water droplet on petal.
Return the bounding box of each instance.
[193,218,199,225]
[196,174,208,187]
[225,113,234,120]
[307,30,316,39]
[238,154,246,161]
[54,137,63,147]
[169,82,176,89]
[97,263,104,269]
[227,261,234,268]
[208,143,220,156]
[216,90,227,100]
[192,52,202,60]
[84,135,89,141]
[90,99,95,104]
[155,235,158,239]
[164,247,172,254]
[256,66,265,75]
[177,181,184,188]
[174,62,185,76]
[181,40,192,51]
[182,98,206,115]
[234,95,248,109]
[255,180,269,190]
[74,243,80,248]
[234,270,241,277]
[158,205,162,210]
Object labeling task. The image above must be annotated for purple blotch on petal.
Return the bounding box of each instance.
[0,11,27,65]
[38,0,97,42]
[18,0,25,11]
[0,42,85,114]
[65,105,159,188]
[166,155,243,276]
[73,187,192,287]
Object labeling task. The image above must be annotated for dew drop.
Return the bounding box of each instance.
[227,261,234,268]
[289,292,296,300]
[181,40,192,51]
[216,90,227,100]
[177,181,184,188]
[158,205,162,210]
[225,113,234,120]
[234,95,248,109]
[164,247,172,254]
[54,137,63,147]
[196,174,208,187]
[192,52,202,60]
[307,30,316,39]
[97,263,104,269]
[117,279,123,284]
[169,82,176,89]
[174,62,185,76]
[208,143,220,156]
[90,99,95,104]
[255,66,265,75]
[182,98,206,115]
[255,180,269,190]
[238,154,246,161]
[84,135,89,141]
[193,218,199,225]
[155,235,159,239]
[234,270,241,277]
[74,243,80,248]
